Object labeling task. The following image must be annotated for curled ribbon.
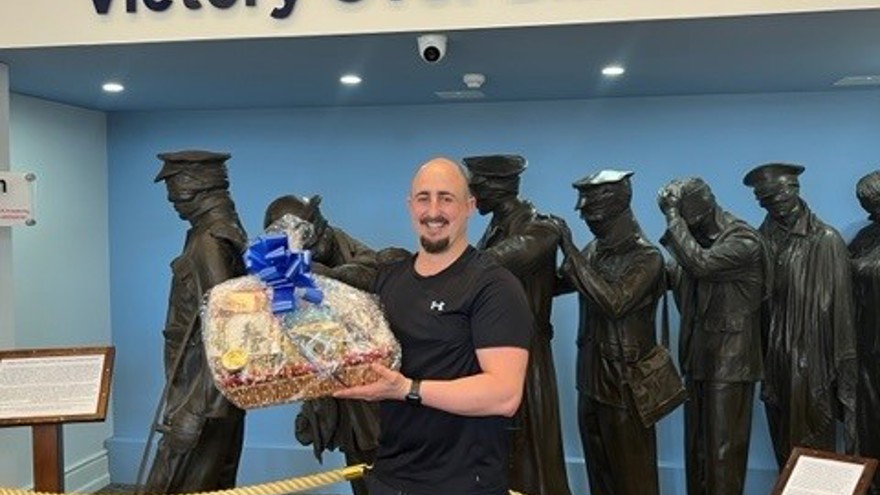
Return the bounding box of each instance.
[244,232,324,314]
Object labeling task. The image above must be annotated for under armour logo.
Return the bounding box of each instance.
[430,300,445,311]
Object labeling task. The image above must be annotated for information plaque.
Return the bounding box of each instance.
[773,447,878,495]
[0,171,37,227]
[0,346,114,426]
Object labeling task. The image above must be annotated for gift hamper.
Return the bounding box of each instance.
[202,214,400,409]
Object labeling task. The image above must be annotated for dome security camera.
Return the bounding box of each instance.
[417,34,447,63]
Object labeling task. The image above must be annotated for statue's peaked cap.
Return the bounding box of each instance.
[742,162,805,187]
[154,150,231,182]
[572,169,634,190]
[462,154,527,178]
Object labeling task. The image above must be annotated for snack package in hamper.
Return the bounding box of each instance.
[202,214,401,409]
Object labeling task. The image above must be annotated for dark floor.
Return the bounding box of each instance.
[94,484,137,493]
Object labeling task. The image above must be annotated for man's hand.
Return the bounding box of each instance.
[333,363,410,402]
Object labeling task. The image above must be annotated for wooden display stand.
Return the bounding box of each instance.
[772,446,878,495]
[0,346,114,492]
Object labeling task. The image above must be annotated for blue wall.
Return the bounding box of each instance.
[106,89,880,494]
[7,94,113,492]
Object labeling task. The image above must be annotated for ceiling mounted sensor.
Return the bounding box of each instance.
[463,73,486,89]
[435,73,487,100]
[435,90,485,100]
[833,75,880,87]
[417,34,447,63]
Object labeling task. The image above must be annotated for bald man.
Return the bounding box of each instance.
[334,157,533,495]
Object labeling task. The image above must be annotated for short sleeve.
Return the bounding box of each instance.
[470,266,534,350]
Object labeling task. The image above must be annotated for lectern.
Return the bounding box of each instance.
[0,347,114,492]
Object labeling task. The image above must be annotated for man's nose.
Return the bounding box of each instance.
[426,197,443,215]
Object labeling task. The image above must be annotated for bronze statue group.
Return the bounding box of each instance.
[146,150,880,495]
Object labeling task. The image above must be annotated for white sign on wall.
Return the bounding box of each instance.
[0,171,36,227]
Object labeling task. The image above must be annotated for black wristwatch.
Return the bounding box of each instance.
[405,379,422,405]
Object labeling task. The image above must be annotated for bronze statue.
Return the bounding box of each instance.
[147,150,248,493]
[658,178,766,495]
[556,170,664,495]
[375,246,412,265]
[265,195,380,495]
[462,155,572,495]
[848,170,880,494]
[264,194,377,291]
[743,163,857,468]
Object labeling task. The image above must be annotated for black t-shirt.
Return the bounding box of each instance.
[372,246,533,495]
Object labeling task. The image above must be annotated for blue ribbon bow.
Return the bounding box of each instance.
[244,232,324,314]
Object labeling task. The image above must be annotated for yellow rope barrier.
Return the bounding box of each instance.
[0,464,366,495]
[0,464,528,495]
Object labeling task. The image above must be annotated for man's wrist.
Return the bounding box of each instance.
[399,378,412,401]
[404,379,422,405]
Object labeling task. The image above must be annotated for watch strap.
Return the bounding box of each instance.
[405,379,422,405]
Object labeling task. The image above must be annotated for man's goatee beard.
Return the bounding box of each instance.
[420,236,450,254]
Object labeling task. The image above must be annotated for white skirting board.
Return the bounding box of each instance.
[106,437,782,495]
[19,450,110,494]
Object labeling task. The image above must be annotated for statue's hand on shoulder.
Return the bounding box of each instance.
[544,214,575,252]
[310,261,335,281]
[318,263,375,291]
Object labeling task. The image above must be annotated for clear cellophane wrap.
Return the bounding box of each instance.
[201,215,400,409]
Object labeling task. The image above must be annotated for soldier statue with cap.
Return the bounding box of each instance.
[848,170,880,495]
[742,162,856,468]
[462,154,572,495]
[658,177,766,495]
[146,150,249,493]
[555,170,665,495]
[263,194,381,495]
[264,194,379,291]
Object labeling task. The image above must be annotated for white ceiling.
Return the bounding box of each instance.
[1,8,878,111]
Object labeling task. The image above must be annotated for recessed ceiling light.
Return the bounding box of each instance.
[601,65,625,77]
[340,74,362,85]
[102,82,125,93]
